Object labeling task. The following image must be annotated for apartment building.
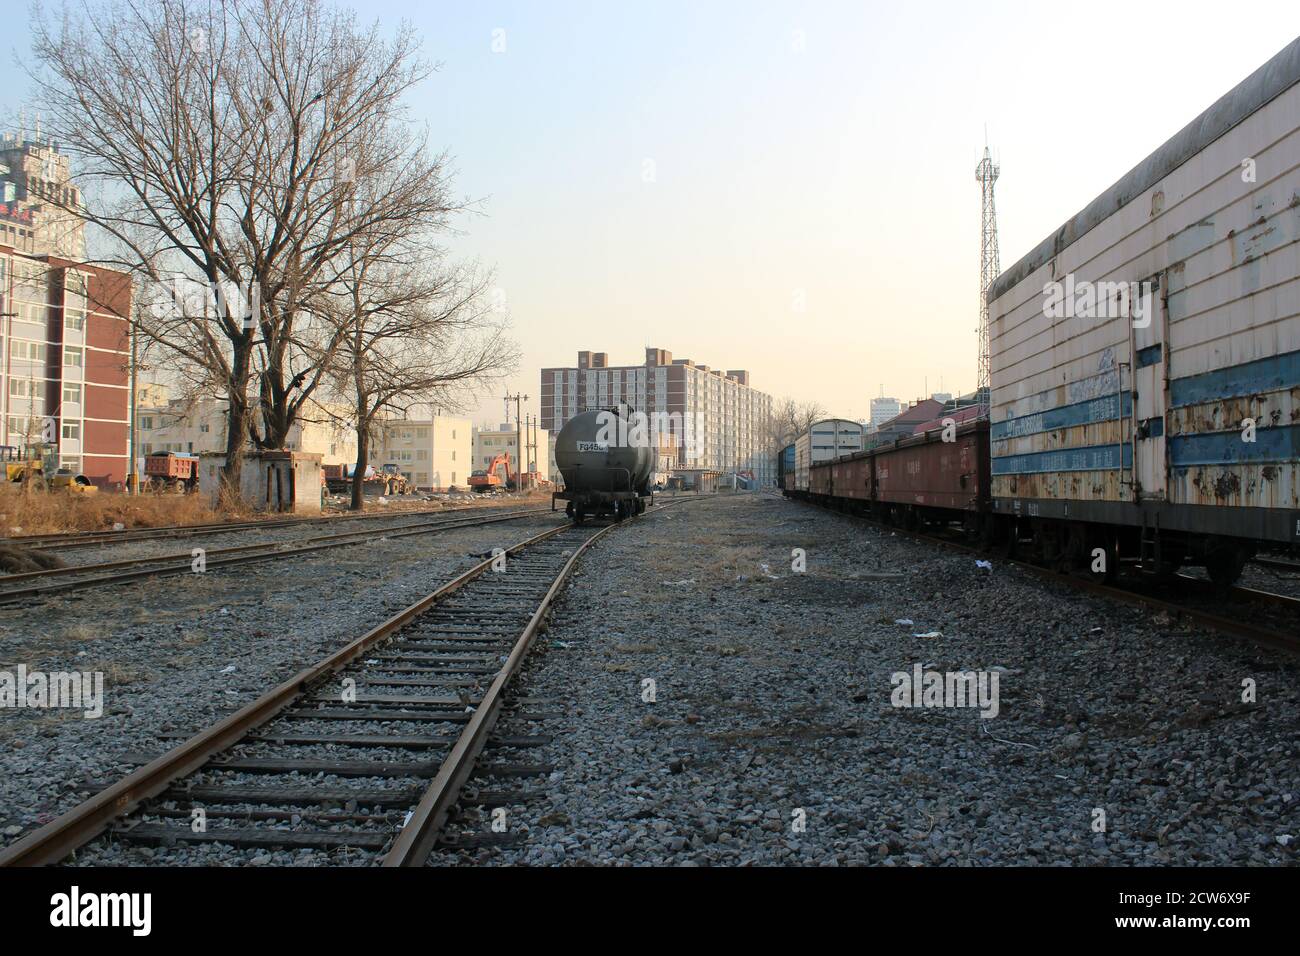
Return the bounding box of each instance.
[368,416,471,491]
[0,131,86,259]
[137,391,357,467]
[539,347,774,483]
[0,132,131,485]
[1,251,132,485]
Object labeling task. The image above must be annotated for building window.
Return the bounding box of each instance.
[64,346,83,368]
[199,424,210,433]
[62,383,81,405]
[451,450,456,461]
[140,416,154,430]
[62,422,80,441]
[65,311,85,332]
[13,340,45,362]
[8,378,38,398]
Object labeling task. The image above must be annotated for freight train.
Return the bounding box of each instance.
[785,37,1300,586]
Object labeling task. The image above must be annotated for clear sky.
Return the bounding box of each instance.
[5,2,1299,426]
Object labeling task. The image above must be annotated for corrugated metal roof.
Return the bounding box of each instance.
[990,36,1300,303]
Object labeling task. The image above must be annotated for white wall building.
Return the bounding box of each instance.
[137,390,357,468]
[369,416,471,491]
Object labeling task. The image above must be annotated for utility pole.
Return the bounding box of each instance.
[504,392,527,491]
[128,313,139,494]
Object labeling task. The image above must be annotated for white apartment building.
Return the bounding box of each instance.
[540,347,774,483]
[137,389,357,466]
[869,396,904,431]
[369,416,471,491]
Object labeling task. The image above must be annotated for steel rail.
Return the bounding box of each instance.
[0,523,572,867]
[0,508,554,604]
[782,496,1300,657]
[0,495,702,867]
[381,521,614,865]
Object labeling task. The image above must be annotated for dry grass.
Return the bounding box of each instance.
[0,484,221,536]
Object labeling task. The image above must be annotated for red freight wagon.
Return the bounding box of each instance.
[873,420,989,525]
[809,459,835,498]
[830,452,873,502]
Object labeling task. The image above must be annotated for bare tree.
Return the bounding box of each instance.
[770,397,827,449]
[29,0,460,492]
[317,200,516,509]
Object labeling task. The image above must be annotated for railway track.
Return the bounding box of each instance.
[778,494,1300,656]
[0,498,692,867]
[0,508,554,604]
[0,499,545,552]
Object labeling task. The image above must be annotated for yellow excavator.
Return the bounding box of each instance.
[2,443,97,494]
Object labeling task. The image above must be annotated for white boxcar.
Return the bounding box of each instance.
[794,419,864,493]
[988,37,1300,581]
[794,431,812,492]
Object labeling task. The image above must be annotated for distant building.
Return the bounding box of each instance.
[137,391,357,470]
[540,347,774,484]
[869,396,903,431]
[869,399,945,446]
[369,416,470,491]
[1,250,132,484]
[0,131,86,259]
[1,133,131,485]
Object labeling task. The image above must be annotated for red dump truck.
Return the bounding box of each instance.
[144,452,199,492]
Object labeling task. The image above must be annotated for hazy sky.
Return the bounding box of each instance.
[5,2,1299,427]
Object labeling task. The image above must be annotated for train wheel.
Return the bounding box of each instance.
[1002,520,1020,559]
[1205,547,1247,589]
[977,514,1002,551]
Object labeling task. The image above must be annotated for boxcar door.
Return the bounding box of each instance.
[1130,273,1169,499]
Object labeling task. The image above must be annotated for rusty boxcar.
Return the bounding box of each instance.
[986,36,1300,584]
[873,420,989,529]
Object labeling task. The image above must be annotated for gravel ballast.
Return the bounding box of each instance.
[441,493,1299,867]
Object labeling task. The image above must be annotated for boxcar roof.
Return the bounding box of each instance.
[989,36,1300,303]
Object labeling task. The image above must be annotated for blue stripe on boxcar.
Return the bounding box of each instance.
[1170,349,1300,407]
[1169,424,1300,466]
[1136,345,1163,368]
[991,443,1132,475]
[992,393,1131,441]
